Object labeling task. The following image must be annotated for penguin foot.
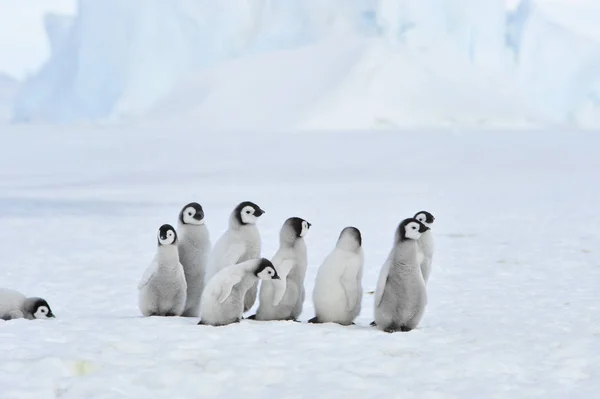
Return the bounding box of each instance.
[165,312,177,317]
[383,327,396,333]
[246,314,257,320]
[308,317,321,324]
[285,316,298,322]
[370,321,377,327]
[400,326,412,332]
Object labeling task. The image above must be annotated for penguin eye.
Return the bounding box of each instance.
[246,210,251,214]
[188,211,193,216]
[40,308,47,313]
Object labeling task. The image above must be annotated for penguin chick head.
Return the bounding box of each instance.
[157,224,178,246]
[399,218,429,241]
[281,217,311,242]
[414,211,435,227]
[234,201,265,225]
[336,226,362,252]
[254,258,280,280]
[31,298,55,319]
[179,202,205,226]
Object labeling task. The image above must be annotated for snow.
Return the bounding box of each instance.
[1,124,599,398]
[9,0,600,128]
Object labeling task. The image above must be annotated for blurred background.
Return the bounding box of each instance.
[1,0,600,130]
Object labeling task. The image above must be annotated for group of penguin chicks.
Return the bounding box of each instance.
[138,200,435,333]
[0,200,435,334]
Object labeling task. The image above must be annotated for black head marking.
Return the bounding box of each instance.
[157,224,177,245]
[414,210,435,224]
[287,217,310,237]
[254,258,280,279]
[179,202,204,224]
[234,201,265,225]
[398,218,430,241]
[340,226,362,246]
[32,298,55,318]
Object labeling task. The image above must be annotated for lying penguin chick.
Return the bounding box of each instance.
[309,227,364,326]
[138,224,187,317]
[0,288,55,320]
[177,202,211,317]
[204,201,265,313]
[199,258,280,327]
[373,218,429,333]
[251,217,310,321]
[413,210,435,284]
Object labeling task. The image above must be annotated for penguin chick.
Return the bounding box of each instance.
[204,201,264,313]
[199,258,280,326]
[252,217,310,321]
[0,288,55,320]
[414,211,435,284]
[138,224,187,317]
[309,227,364,326]
[374,218,429,333]
[177,202,211,317]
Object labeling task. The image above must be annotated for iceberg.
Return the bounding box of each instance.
[11,0,600,128]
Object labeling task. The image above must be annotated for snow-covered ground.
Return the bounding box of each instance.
[1,125,599,398]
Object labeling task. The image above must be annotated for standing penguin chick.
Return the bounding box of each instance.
[177,202,211,317]
[199,258,280,326]
[138,224,187,317]
[374,218,429,333]
[0,288,55,320]
[204,201,265,313]
[309,227,364,326]
[414,211,435,284]
[252,217,311,321]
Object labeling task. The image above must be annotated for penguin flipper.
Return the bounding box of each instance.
[272,259,294,306]
[373,259,392,307]
[340,263,360,311]
[217,273,244,304]
[138,258,158,290]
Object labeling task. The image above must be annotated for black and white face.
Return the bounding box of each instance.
[180,203,205,225]
[300,220,311,237]
[157,224,177,246]
[237,202,264,225]
[414,211,435,227]
[33,300,55,319]
[400,218,429,241]
[288,217,311,238]
[254,258,280,280]
[257,266,280,280]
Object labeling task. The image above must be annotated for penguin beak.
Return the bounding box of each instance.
[48,312,55,318]
[194,213,204,221]
[273,275,280,280]
[255,209,265,217]
[307,222,312,228]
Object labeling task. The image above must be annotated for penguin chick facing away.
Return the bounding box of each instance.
[177,202,211,317]
[204,201,264,313]
[373,218,429,333]
[251,217,311,321]
[309,227,364,326]
[0,288,55,320]
[199,258,280,327]
[414,211,435,284]
[138,224,188,317]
